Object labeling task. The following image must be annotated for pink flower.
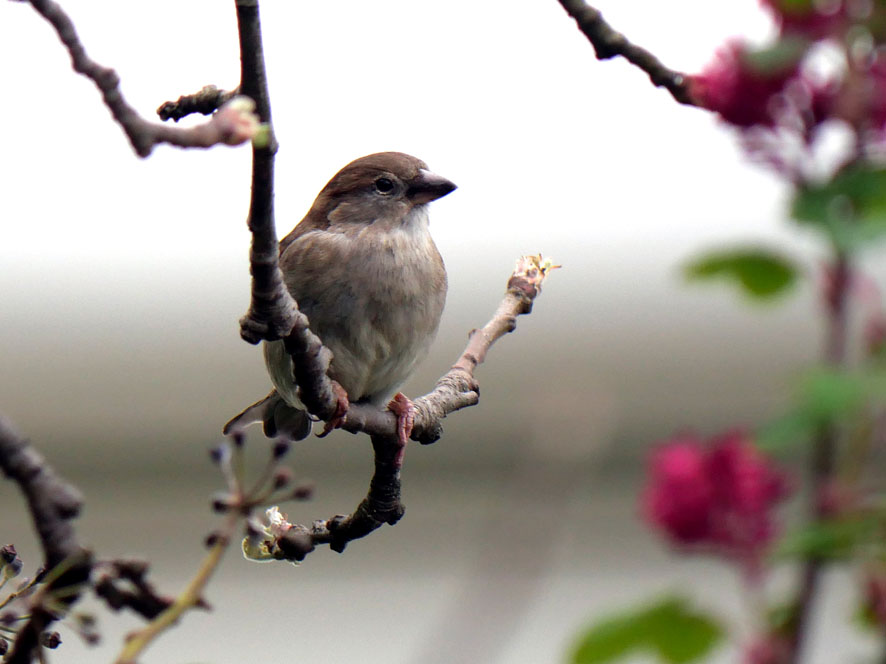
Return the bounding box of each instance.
[644,436,714,544]
[706,432,790,560]
[643,430,790,577]
[690,41,803,128]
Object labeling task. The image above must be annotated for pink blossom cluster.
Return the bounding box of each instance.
[689,0,886,168]
[643,431,790,577]
[690,40,811,129]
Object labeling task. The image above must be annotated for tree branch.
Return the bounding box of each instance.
[233,0,303,347]
[94,560,174,621]
[276,255,558,557]
[305,434,406,554]
[0,416,91,664]
[556,0,698,106]
[230,1,347,424]
[22,0,252,157]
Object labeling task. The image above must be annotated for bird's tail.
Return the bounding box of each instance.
[223,390,312,441]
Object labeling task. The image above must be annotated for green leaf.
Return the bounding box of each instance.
[755,410,817,454]
[792,167,886,250]
[800,368,869,420]
[757,367,886,454]
[571,597,724,664]
[684,248,799,300]
[644,600,724,663]
[571,612,645,664]
[800,367,886,420]
[775,517,873,561]
[743,37,809,75]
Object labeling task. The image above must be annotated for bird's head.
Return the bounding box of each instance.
[313,152,456,229]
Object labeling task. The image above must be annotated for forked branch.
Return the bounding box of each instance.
[255,255,559,559]
[21,0,255,156]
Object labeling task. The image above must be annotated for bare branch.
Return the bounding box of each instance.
[275,255,558,557]
[94,560,173,621]
[556,0,698,106]
[233,1,304,348]
[157,85,238,123]
[305,433,406,554]
[23,0,251,157]
[0,416,91,664]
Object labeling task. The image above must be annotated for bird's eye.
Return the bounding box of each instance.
[374,177,395,194]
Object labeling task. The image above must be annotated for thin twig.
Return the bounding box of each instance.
[113,512,239,664]
[157,85,238,122]
[234,1,304,347]
[556,0,697,106]
[94,559,174,621]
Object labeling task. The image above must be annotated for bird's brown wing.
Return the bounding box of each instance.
[278,194,332,255]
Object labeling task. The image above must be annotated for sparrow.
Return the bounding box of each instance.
[225,152,455,454]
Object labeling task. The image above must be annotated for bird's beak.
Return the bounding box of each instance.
[409,169,457,205]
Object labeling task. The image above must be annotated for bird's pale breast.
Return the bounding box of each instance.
[265,207,446,407]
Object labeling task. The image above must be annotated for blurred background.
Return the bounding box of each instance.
[1,1,882,662]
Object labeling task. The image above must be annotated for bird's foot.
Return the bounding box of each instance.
[317,381,349,438]
[387,392,415,468]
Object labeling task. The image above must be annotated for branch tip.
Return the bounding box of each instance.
[557,0,697,106]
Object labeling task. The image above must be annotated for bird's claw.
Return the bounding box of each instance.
[317,381,349,438]
[387,392,415,468]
